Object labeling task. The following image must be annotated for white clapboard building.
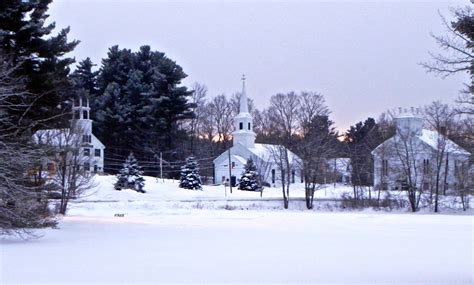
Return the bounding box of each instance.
[213,76,302,187]
[34,95,105,174]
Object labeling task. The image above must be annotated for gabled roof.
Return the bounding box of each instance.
[371,129,470,156]
[418,130,469,155]
[247,143,301,164]
[214,142,302,166]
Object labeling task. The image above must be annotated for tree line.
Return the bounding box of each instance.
[0,0,472,236]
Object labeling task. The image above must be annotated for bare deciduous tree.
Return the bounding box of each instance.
[0,55,56,237]
[34,125,95,215]
[423,101,455,212]
[208,94,234,152]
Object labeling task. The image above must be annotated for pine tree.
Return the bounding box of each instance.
[0,0,79,128]
[93,45,194,169]
[71,58,99,97]
[114,153,146,193]
[179,156,202,190]
[238,158,261,191]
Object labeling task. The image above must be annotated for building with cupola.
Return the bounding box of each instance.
[213,76,302,187]
[371,107,470,192]
[33,95,105,175]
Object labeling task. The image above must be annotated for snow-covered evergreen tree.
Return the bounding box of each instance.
[179,156,202,190]
[114,153,146,193]
[238,158,261,191]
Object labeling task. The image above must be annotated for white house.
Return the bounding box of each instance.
[371,108,470,192]
[34,95,105,174]
[213,76,303,187]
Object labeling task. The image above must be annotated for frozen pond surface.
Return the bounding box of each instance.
[1,210,472,284]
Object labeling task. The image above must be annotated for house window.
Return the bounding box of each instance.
[94,165,98,173]
[271,169,275,184]
[423,159,430,175]
[94,149,101,157]
[231,162,235,168]
[248,122,251,130]
[84,162,90,171]
[82,135,91,143]
[47,162,55,172]
[291,170,295,183]
[83,148,90,156]
[239,122,243,130]
[382,159,388,176]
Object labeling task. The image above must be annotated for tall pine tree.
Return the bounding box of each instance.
[71,58,98,97]
[0,0,78,128]
[92,45,193,171]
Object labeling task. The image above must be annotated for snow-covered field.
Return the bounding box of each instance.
[1,175,473,284]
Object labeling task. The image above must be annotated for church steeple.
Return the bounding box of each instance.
[240,74,249,114]
[232,74,255,148]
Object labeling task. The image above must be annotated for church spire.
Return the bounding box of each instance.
[232,74,255,148]
[240,74,249,114]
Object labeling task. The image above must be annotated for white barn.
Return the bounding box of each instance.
[371,108,470,192]
[213,77,303,187]
[34,96,105,174]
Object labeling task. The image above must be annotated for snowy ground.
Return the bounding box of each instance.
[1,175,473,284]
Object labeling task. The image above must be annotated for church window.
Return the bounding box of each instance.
[94,165,98,173]
[271,169,275,184]
[84,162,90,171]
[248,122,251,130]
[94,149,101,157]
[83,110,88,120]
[291,170,295,183]
[239,122,243,130]
[83,148,90,156]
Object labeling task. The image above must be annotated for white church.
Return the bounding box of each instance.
[34,95,105,175]
[213,76,303,187]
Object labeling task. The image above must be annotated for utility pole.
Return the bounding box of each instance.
[228,148,232,194]
[160,152,163,182]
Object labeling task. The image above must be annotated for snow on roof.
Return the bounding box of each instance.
[232,155,248,165]
[247,143,301,163]
[33,128,75,146]
[419,130,470,155]
[34,128,105,149]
